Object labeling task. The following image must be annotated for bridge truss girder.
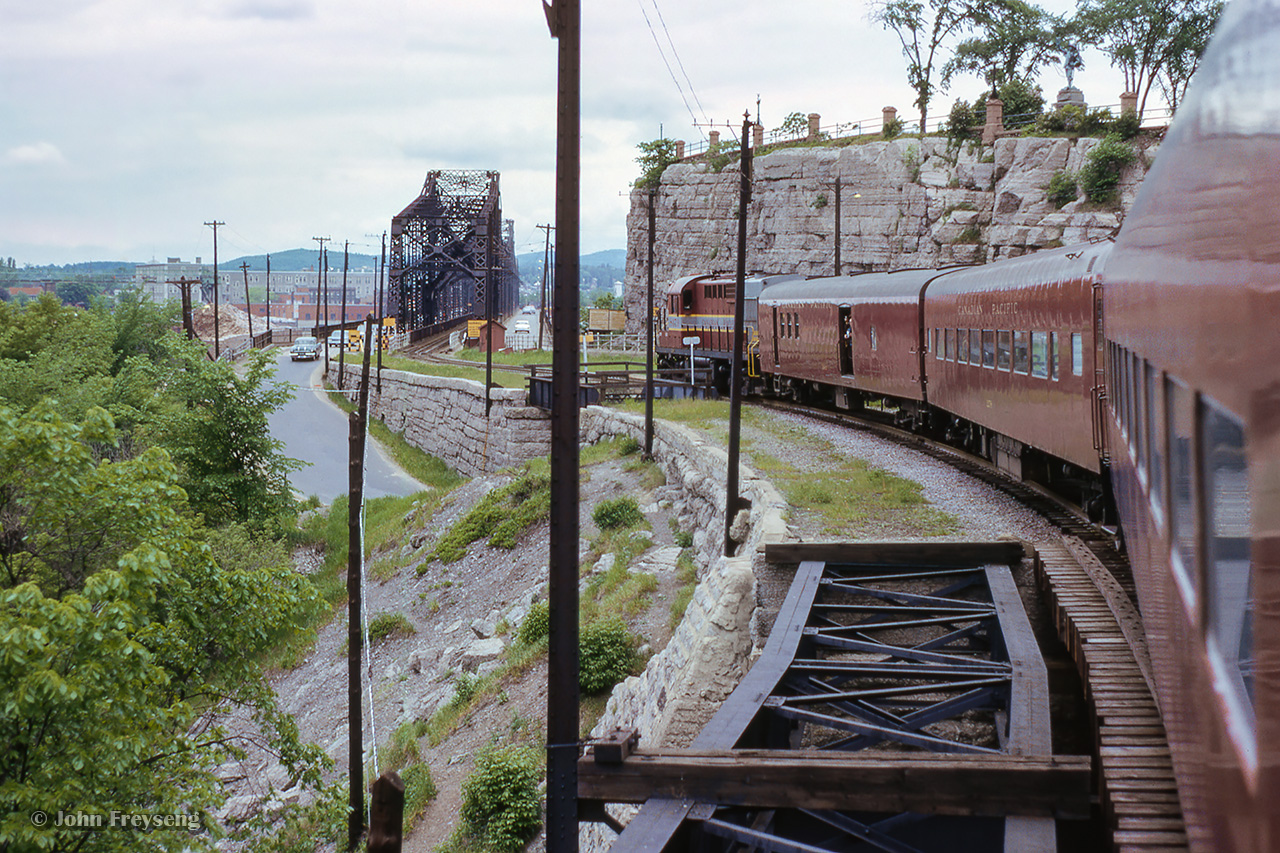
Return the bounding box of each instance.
[389,169,519,340]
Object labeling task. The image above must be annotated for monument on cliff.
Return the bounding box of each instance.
[1056,44,1086,109]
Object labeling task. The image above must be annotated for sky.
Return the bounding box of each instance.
[1,0,1129,267]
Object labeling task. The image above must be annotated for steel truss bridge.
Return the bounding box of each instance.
[581,541,1091,852]
[389,169,519,342]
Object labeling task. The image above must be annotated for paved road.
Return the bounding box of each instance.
[267,348,426,504]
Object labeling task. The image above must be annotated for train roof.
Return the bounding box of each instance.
[757,268,947,304]
[925,241,1113,295]
[665,272,803,299]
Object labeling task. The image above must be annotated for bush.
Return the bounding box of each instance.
[882,116,904,139]
[995,78,1044,129]
[400,763,438,833]
[460,746,542,852]
[1047,170,1079,209]
[428,468,550,563]
[592,496,644,531]
[367,612,416,645]
[944,98,982,143]
[1079,135,1136,204]
[580,618,639,694]
[1113,109,1141,140]
[517,599,550,645]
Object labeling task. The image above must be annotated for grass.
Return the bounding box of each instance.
[668,549,699,630]
[751,443,958,536]
[368,611,416,644]
[423,464,550,566]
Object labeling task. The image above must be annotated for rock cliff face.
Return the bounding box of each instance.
[623,135,1157,332]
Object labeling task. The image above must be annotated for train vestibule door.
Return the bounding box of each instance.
[838,305,853,375]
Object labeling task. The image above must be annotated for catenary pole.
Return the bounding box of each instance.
[725,112,753,557]
[205,221,224,358]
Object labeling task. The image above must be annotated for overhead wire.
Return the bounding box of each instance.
[634,0,704,140]
[648,0,710,129]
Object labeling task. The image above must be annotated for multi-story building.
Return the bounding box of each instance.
[134,257,207,303]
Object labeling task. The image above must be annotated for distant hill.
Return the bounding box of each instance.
[515,249,625,288]
[225,248,379,272]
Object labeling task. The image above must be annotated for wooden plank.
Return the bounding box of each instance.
[579,750,1091,817]
[764,540,1025,567]
[986,566,1051,754]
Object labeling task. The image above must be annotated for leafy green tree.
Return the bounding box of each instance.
[0,404,326,853]
[871,0,987,133]
[1075,0,1223,116]
[776,111,810,138]
[634,137,679,188]
[54,276,102,308]
[943,0,1064,96]
[143,336,301,531]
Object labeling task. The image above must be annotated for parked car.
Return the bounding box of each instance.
[328,330,345,349]
[290,336,320,361]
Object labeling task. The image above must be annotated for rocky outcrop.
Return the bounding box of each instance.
[624,135,1156,333]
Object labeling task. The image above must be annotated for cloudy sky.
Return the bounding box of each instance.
[2,0,1127,266]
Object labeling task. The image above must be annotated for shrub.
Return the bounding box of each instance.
[367,612,416,645]
[580,618,639,694]
[882,116,904,139]
[1047,170,1078,209]
[428,468,550,563]
[400,763,438,833]
[592,496,644,531]
[944,98,982,143]
[996,78,1044,129]
[617,435,641,456]
[517,599,550,645]
[460,746,542,852]
[1079,135,1136,204]
[1113,109,1141,140]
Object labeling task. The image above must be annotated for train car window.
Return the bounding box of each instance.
[1050,332,1059,380]
[1013,331,1030,374]
[944,328,954,361]
[1200,397,1254,726]
[870,325,878,351]
[1167,377,1196,598]
[934,328,942,359]
[969,329,981,365]
[982,330,995,368]
[1031,331,1049,378]
[957,329,968,363]
[682,290,693,311]
[997,331,1012,370]
[1071,333,1084,376]
[1135,357,1148,474]
[795,315,801,337]
[1147,362,1164,516]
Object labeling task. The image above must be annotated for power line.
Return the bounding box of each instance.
[648,0,709,127]
[634,0,703,139]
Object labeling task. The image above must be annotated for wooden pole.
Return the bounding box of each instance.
[347,315,375,851]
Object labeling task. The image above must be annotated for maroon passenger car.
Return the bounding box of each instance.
[922,241,1111,485]
[757,269,946,417]
[1100,0,1279,846]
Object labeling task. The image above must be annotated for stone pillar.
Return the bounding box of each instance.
[675,140,685,159]
[807,113,821,140]
[983,97,1004,145]
[709,130,720,148]
[752,122,764,149]
[1120,91,1139,115]
[882,106,897,136]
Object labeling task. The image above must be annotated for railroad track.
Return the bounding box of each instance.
[753,398,1187,851]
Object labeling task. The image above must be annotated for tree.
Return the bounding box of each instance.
[54,276,102,308]
[871,0,986,133]
[142,336,301,532]
[1154,0,1222,112]
[1075,0,1223,116]
[943,0,1065,96]
[634,137,679,188]
[0,404,326,853]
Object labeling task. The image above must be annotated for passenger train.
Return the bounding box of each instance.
[657,0,1277,845]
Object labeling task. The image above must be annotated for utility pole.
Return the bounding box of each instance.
[347,314,376,852]
[645,189,656,457]
[338,241,349,390]
[169,277,200,340]
[266,253,272,335]
[314,235,330,368]
[241,262,254,338]
[725,111,753,558]
[205,221,224,358]
[545,0,580,848]
[537,224,554,351]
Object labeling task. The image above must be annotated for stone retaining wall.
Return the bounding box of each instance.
[331,364,550,476]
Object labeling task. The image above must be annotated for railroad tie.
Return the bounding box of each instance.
[1032,540,1189,853]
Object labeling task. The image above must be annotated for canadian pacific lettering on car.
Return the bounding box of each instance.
[656,0,1277,843]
